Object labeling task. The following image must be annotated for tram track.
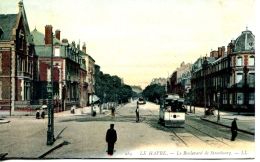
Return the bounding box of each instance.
[184,122,231,147]
[145,110,232,148]
[170,130,189,147]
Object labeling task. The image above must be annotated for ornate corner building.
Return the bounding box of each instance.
[191,29,255,112]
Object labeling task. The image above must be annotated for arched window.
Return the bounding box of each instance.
[249,56,255,66]
[236,56,243,66]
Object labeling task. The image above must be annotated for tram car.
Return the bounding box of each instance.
[159,94,187,127]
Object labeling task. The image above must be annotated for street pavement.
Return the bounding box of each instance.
[0,102,255,159]
[185,105,255,135]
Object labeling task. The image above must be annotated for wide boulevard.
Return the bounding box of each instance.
[0,101,254,159]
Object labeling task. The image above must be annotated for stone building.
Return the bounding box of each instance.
[191,29,255,112]
[167,62,192,97]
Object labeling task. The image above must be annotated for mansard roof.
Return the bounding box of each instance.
[234,29,255,53]
[0,14,18,40]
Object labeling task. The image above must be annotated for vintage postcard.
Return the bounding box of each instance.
[0,0,256,160]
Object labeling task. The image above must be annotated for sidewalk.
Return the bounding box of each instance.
[186,106,255,135]
[0,105,121,159]
[54,104,124,118]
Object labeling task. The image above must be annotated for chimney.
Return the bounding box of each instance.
[62,38,68,44]
[210,51,214,58]
[227,40,235,55]
[55,30,60,40]
[218,47,221,58]
[221,46,225,57]
[45,25,53,45]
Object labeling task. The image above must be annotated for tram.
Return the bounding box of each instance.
[159,94,187,127]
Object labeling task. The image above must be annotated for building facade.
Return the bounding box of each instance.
[0,1,36,112]
[167,62,192,98]
[191,29,255,112]
[150,77,167,86]
[31,26,89,111]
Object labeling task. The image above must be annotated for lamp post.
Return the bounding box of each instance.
[202,57,208,116]
[47,32,55,145]
[217,92,220,122]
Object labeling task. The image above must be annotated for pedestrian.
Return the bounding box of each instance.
[111,107,115,117]
[231,118,238,141]
[36,109,40,119]
[106,124,117,155]
[136,102,139,122]
[40,109,45,119]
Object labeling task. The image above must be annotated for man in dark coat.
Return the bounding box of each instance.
[106,124,117,155]
[136,102,140,122]
[231,118,238,141]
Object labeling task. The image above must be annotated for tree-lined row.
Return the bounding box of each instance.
[142,84,166,104]
[94,65,133,104]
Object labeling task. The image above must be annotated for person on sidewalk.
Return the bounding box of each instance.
[36,109,40,119]
[136,102,140,122]
[106,124,117,155]
[111,107,115,117]
[231,118,238,141]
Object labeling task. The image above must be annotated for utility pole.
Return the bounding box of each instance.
[47,32,55,145]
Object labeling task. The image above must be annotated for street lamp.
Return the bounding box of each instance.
[47,32,55,145]
[202,57,208,116]
[47,83,54,145]
[217,92,220,122]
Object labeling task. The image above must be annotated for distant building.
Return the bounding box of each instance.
[0,1,36,112]
[83,48,95,105]
[176,62,192,97]
[168,62,192,97]
[150,78,167,86]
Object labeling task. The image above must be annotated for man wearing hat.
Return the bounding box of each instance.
[106,124,117,155]
[231,118,238,141]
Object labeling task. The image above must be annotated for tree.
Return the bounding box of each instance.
[94,65,133,104]
[143,84,166,103]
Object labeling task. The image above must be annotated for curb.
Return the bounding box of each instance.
[200,117,254,135]
[38,141,69,159]
[0,118,10,124]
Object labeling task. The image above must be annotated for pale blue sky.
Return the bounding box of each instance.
[0,0,256,88]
